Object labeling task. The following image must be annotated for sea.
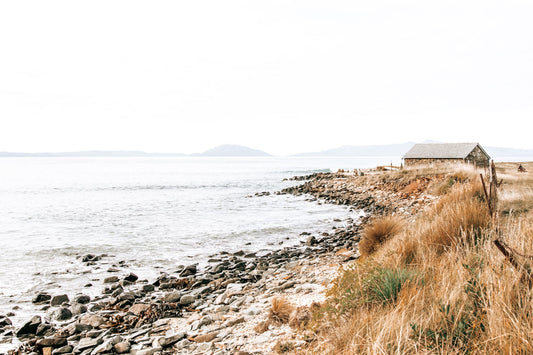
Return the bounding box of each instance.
[0,155,401,335]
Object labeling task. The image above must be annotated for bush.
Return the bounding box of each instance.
[359,216,403,257]
[324,263,419,318]
[269,297,294,325]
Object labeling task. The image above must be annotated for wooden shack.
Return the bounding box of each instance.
[403,143,490,167]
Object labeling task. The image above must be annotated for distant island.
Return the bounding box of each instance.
[194,144,271,157]
[2,142,533,159]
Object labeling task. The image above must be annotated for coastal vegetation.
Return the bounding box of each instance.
[299,162,533,354]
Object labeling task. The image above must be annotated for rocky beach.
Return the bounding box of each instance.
[1,170,438,355]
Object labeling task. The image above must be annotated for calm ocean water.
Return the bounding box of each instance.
[0,156,398,328]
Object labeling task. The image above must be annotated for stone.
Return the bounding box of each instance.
[70,303,88,315]
[142,284,155,293]
[192,332,218,342]
[91,339,114,354]
[51,345,73,354]
[124,273,138,282]
[103,276,119,283]
[65,322,92,335]
[74,295,91,304]
[36,336,68,347]
[0,316,12,327]
[79,314,106,328]
[114,341,131,353]
[306,236,318,246]
[16,315,42,336]
[179,294,195,306]
[33,293,51,304]
[154,332,186,347]
[163,291,181,303]
[179,264,197,277]
[36,323,52,337]
[128,303,150,316]
[50,294,69,306]
[130,347,162,355]
[73,337,101,352]
[54,307,73,321]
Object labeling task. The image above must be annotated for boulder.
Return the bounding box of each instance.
[79,314,106,328]
[51,345,73,354]
[163,291,181,303]
[36,336,68,348]
[16,315,42,337]
[179,295,195,306]
[33,293,51,304]
[114,341,131,354]
[103,276,119,284]
[124,273,138,282]
[50,294,69,306]
[54,307,73,321]
[73,295,91,304]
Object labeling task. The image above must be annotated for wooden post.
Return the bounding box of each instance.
[489,160,498,217]
[480,174,492,216]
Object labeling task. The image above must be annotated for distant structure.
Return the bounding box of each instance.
[403,143,490,167]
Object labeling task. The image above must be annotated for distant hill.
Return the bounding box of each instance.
[294,142,416,157]
[197,144,271,157]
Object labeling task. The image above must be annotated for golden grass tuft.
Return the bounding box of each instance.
[269,297,294,325]
[298,162,533,354]
[359,215,403,257]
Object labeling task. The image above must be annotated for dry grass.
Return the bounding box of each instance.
[298,162,533,354]
[359,215,404,257]
[269,297,294,325]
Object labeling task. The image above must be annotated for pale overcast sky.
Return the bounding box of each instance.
[1,1,532,155]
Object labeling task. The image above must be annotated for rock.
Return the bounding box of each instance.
[114,341,131,353]
[73,337,101,352]
[223,316,245,327]
[163,291,182,303]
[103,276,119,283]
[50,294,69,306]
[82,254,101,262]
[179,264,197,277]
[35,323,52,336]
[70,303,88,315]
[179,294,195,306]
[192,332,218,342]
[199,315,212,327]
[214,292,227,305]
[16,315,42,336]
[244,306,261,316]
[91,339,114,354]
[64,322,92,335]
[0,316,12,327]
[36,336,68,348]
[306,236,318,246]
[117,292,136,301]
[54,307,73,321]
[33,293,51,304]
[154,332,186,347]
[51,345,73,354]
[142,284,155,293]
[79,314,106,328]
[124,273,138,282]
[127,304,148,317]
[131,347,162,355]
[74,295,91,304]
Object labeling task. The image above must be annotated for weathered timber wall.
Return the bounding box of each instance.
[464,145,490,167]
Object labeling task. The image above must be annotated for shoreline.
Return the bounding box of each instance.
[1,170,433,354]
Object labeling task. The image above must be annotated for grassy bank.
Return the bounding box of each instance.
[298,162,533,354]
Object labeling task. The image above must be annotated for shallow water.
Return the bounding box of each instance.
[0,156,399,328]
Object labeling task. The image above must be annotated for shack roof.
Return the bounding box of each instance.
[403,143,489,159]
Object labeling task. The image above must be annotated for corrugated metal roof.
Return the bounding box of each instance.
[403,143,486,159]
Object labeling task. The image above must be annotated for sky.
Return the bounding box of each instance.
[1,1,532,155]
